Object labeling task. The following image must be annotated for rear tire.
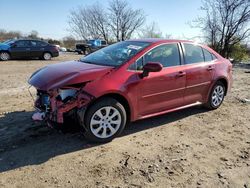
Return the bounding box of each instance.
[205,81,226,110]
[0,52,10,61]
[82,97,127,143]
[43,52,52,60]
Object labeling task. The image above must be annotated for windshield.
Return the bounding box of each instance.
[80,41,151,67]
[3,39,15,45]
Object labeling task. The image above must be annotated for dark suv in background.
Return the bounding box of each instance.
[0,39,59,61]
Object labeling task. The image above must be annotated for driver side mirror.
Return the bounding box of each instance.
[141,62,163,78]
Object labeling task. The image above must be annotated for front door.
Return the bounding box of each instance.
[9,40,31,59]
[136,43,186,117]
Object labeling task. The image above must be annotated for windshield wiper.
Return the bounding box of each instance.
[79,59,94,64]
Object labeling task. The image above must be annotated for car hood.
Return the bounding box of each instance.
[0,43,10,50]
[28,61,114,90]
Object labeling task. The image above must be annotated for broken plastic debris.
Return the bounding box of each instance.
[32,112,45,121]
[241,98,250,103]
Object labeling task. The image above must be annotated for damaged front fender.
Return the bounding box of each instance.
[33,88,95,124]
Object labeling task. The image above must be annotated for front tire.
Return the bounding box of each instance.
[83,98,127,143]
[205,81,226,110]
[0,52,10,61]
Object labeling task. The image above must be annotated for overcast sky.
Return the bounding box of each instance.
[0,0,204,40]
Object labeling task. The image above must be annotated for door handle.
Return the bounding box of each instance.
[207,66,214,71]
[177,71,186,77]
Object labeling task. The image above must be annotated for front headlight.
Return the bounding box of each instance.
[59,89,77,101]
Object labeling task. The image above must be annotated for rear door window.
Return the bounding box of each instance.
[183,43,204,64]
[31,41,37,47]
[36,41,48,47]
[31,41,47,47]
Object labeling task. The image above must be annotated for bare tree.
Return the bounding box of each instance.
[138,22,163,38]
[68,0,145,42]
[0,29,22,41]
[63,36,76,48]
[68,4,110,42]
[89,4,110,42]
[28,30,39,39]
[108,0,145,41]
[195,0,250,58]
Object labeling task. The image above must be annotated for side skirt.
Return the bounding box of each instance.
[138,101,202,120]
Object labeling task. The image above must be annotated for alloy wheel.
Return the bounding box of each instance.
[90,106,122,139]
[43,53,51,60]
[211,85,224,107]
[0,52,10,61]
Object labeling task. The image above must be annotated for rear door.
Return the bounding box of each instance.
[30,40,46,58]
[9,40,31,58]
[182,43,215,105]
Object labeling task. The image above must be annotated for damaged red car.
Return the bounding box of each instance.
[29,39,232,142]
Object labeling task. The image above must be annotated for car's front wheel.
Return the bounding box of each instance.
[205,81,226,109]
[0,52,10,61]
[43,52,52,60]
[83,98,127,143]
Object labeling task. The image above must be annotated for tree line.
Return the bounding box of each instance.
[0,29,70,47]
[194,0,250,61]
[1,0,249,61]
[68,0,249,61]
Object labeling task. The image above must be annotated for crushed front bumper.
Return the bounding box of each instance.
[32,88,94,124]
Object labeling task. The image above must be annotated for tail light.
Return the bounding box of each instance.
[52,46,59,52]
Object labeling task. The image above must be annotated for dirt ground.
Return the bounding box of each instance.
[0,53,249,188]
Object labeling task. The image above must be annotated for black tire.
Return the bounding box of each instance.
[205,81,226,110]
[82,97,127,143]
[86,48,91,55]
[43,52,52,60]
[0,52,10,61]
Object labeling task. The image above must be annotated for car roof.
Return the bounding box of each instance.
[15,39,47,42]
[128,38,193,44]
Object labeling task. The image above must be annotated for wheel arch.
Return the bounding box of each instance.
[0,50,11,55]
[215,77,228,95]
[43,51,52,55]
[87,93,132,123]
[205,77,229,104]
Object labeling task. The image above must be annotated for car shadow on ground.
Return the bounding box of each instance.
[0,106,207,173]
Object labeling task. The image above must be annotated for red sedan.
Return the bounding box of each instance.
[29,39,233,142]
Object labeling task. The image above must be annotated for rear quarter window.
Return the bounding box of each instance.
[211,53,217,60]
[202,48,213,62]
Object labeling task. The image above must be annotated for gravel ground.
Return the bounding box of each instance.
[0,54,249,188]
